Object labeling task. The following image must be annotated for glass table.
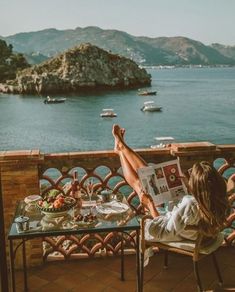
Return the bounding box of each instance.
[8,200,141,292]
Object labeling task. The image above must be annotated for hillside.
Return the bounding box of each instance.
[137,36,235,65]
[210,43,235,60]
[0,43,151,94]
[1,26,234,66]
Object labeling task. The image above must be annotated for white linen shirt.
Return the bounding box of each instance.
[145,195,200,242]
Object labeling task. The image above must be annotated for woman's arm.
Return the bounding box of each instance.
[147,196,199,241]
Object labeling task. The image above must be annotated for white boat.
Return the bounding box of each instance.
[44,96,66,104]
[141,101,162,112]
[138,90,157,96]
[100,108,117,118]
[150,136,175,149]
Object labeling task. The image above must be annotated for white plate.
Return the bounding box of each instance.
[82,200,97,208]
[24,195,42,205]
[96,201,129,215]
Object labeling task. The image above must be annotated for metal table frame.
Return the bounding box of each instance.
[8,202,141,292]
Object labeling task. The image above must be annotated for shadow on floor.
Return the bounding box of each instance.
[11,246,235,292]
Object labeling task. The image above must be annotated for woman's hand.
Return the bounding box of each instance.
[178,173,190,191]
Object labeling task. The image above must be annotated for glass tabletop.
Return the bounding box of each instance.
[8,200,140,240]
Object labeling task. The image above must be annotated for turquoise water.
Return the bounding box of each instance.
[0,67,234,153]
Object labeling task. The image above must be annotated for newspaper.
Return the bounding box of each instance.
[137,159,187,205]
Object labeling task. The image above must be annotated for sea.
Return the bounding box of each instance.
[0,67,234,153]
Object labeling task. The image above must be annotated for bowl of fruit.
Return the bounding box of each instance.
[37,190,77,218]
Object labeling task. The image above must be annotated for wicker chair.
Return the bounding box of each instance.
[223,175,235,245]
[214,158,235,246]
[140,215,224,292]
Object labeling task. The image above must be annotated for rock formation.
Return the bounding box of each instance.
[0,43,151,94]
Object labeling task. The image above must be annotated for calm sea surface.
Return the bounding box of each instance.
[0,67,234,153]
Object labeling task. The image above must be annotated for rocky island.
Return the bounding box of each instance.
[0,43,151,94]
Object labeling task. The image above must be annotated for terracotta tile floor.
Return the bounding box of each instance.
[11,246,235,292]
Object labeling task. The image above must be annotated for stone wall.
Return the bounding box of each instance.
[0,150,42,268]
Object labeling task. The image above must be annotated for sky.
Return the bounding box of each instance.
[1,0,235,45]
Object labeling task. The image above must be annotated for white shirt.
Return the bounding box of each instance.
[145,195,200,242]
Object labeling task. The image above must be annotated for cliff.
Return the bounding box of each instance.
[0,43,151,94]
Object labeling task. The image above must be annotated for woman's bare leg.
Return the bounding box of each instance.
[113,124,158,217]
[112,124,147,172]
[119,151,143,194]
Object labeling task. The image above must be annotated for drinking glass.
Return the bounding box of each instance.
[86,178,94,213]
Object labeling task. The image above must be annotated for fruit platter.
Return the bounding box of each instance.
[37,190,77,218]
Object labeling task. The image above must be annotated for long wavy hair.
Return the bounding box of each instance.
[188,161,230,237]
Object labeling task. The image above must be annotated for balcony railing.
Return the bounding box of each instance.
[1,142,235,291]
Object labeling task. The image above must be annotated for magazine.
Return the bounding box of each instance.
[137,159,187,205]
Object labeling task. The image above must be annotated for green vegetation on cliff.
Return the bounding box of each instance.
[0,39,30,82]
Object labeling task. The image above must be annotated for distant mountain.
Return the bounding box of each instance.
[1,27,235,66]
[210,43,235,61]
[137,36,235,65]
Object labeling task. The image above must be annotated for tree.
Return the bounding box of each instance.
[0,40,30,82]
[0,40,12,62]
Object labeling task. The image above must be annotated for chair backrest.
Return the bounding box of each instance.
[193,230,224,261]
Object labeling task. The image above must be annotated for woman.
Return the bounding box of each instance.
[112,124,229,242]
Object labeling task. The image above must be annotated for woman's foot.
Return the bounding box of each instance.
[120,128,125,139]
[112,124,125,152]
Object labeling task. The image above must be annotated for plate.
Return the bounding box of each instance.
[96,201,129,215]
[82,200,97,208]
[75,220,98,228]
[24,195,42,205]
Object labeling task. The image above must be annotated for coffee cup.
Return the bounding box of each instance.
[101,190,113,202]
[15,216,29,232]
[115,192,123,202]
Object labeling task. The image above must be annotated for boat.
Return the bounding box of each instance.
[141,101,162,112]
[44,96,66,104]
[100,109,117,118]
[138,90,157,96]
[150,136,175,149]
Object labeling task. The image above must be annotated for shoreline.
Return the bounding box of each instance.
[141,64,235,70]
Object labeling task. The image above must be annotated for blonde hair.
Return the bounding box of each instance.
[188,161,229,237]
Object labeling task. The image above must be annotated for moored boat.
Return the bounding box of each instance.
[138,90,157,96]
[141,101,162,112]
[150,136,175,149]
[100,108,117,118]
[44,96,66,104]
